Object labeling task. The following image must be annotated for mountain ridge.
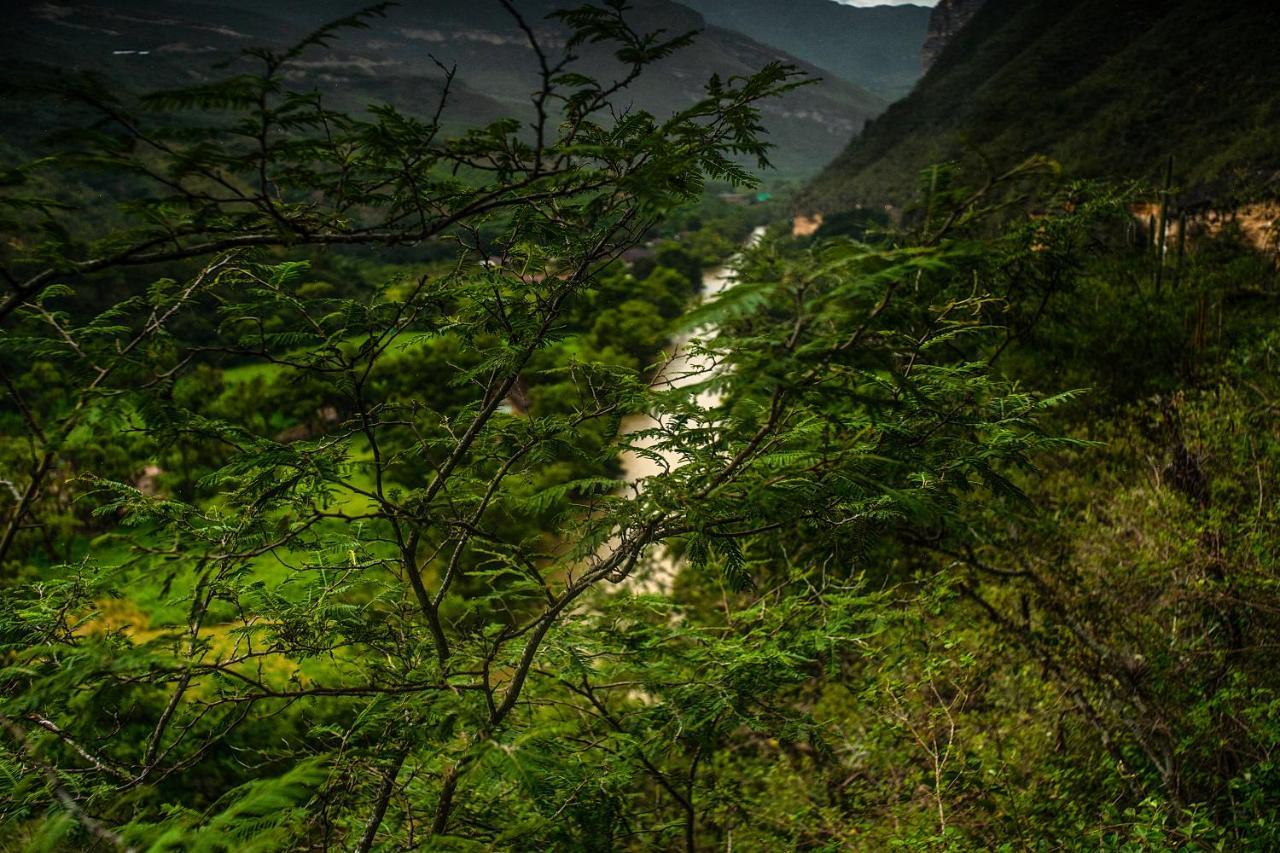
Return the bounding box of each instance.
[679,0,933,100]
[921,0,986,70]
[0,0,885,177]
[802,0,1280,213]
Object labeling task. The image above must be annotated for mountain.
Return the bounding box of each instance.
[680,0,932,100]
[803,0,1280,213]
[921,0,986,71]
[0,0,886,177]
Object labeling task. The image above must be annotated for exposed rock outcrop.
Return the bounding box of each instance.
[792,213,824,237]
[921,0,987,71]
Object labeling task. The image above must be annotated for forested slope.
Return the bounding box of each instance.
[803,0,1280,212]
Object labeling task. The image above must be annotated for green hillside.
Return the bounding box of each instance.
[803,0,1280,212]
[681,0,932,100]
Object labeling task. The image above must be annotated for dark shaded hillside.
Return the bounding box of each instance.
[803,0,1280,212]
[921,0,986,70]
[0,0,884,176]
[680,0,932,100]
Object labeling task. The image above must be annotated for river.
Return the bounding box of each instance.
[607,225,767,593]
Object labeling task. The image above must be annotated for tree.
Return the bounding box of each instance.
[0,4,1060,849]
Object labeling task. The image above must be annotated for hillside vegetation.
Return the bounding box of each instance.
[2,2,1280,850]
[804,0,1280,212]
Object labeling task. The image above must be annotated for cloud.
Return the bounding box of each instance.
[837,1,939,6]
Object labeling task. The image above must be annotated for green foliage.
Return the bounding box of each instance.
[2,4,1277,851]
[0,5,1064,844]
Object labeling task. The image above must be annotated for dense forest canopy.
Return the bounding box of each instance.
[1,1,1278,850]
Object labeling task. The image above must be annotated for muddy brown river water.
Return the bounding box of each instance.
[606,226,767,593]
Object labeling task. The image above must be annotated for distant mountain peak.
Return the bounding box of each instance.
[804,0,1280,213]
[2,0,885,177]
[680,0,932,100]
[921,0,987,71]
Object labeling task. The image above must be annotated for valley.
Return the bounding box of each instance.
[0,1,1278,850]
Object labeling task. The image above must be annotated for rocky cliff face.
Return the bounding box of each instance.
[921,0,987,70]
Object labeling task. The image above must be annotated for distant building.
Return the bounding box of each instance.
[718,191,773,206]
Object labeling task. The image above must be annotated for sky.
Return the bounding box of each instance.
[838,1,939,5]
